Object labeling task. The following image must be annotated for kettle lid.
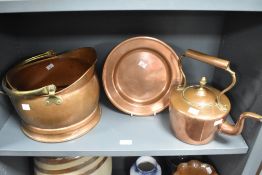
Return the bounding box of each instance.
[170,76,231,120]
[182,77,216,108]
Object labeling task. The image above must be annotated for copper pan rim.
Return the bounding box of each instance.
[21,105,101,143]
[103,36,182,116]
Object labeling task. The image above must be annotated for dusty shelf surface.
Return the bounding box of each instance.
[0,0,261,13]
[0,102,248,156]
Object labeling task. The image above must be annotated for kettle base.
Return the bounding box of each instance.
[21,105,101,143]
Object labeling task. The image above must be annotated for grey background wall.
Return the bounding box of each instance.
[211,12,262,175]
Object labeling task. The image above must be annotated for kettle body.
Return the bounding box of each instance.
[170,84,230,145]
[170,107,222,144]
[169,49,262,145]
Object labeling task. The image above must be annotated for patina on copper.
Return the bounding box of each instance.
[2,48,101,143]
[103,36,182,116]
[169,49,262,145]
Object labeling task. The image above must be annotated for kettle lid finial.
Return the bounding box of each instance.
[200,77,207,88]
[182,76,217,108]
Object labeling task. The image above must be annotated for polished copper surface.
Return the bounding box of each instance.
[184,49,229,70]
[22,105,101,142]
[2,48,100,142]
[218,112,262,135]
[103,36,182,116]
[173,160,218,175]
[170,49,262,145]
[171,78,231,121]
[170,85,230,145]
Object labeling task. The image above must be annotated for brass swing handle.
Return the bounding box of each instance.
[183,49,237,110]
[1,51,63,105]
[2,80,56,97]
[5,50,56,91]
[1,50,55,95]
[19,50,56,66]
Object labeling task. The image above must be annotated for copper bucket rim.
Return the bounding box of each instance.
[102,36,182,116]
[4,47,97,95]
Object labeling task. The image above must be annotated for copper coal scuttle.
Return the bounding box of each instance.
[169,49,262,145]
[1,48,100,143]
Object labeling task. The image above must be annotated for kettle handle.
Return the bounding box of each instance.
[181,49,237,110]
[184,49,230,69]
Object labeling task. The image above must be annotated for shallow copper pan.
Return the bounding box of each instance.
[103,36,182,116]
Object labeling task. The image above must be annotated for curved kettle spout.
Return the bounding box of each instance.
[219,112,262,135]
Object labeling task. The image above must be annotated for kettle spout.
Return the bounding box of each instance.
[218,112,262,135]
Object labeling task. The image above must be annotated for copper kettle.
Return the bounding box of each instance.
[169,49,262,145]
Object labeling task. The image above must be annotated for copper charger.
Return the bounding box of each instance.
[103,36,182,116]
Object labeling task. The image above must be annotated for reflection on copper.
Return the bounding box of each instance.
[169,49,262,145]
[103,36,182,116]
[3,48,101,142]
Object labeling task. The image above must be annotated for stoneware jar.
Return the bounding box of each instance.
[130,156,161,175]
[34,156,112,175]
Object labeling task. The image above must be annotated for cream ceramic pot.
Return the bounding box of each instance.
[34,156,112,175]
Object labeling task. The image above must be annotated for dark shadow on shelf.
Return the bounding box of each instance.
[0,95,14,130]
[100,92,121,114]
[123,156,138,174]
[28,157,35,175]
[157,109,175,137]
[214,133,229,144]
[0,156,31,175]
